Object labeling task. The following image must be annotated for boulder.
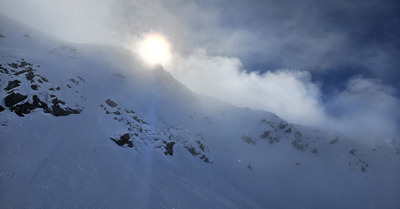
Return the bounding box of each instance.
[4,92,27,107]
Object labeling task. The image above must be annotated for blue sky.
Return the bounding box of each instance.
[174,0,400,97]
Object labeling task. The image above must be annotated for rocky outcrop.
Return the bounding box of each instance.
[4,92,27,107]
[4,80,21,90]
[105,98,118,107]
[1,59,83,117]
[110,134,133,148]
[101,99,212,163]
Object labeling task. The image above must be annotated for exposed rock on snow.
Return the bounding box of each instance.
[110,133,133,148]
[1,59,82,117]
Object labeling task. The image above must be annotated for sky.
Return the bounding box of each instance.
[1,0,399,142]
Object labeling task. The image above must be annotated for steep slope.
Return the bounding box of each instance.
[1,16,399,209]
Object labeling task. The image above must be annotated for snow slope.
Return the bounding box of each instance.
[1,16,399,209]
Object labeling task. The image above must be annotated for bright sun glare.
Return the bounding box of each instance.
[139,34,171,65]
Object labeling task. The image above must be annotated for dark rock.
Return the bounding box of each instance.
[186,146,198,156]
[311,148,318,154]
[39,76,48,82]
[4,80,21,90]
[77,76,85,83]
[50,104,81,116]
[349,149,357,156]
[260,131,270,139]
[26,71,35,81]
[196,141,205,152]
[56,86,60,90]
[110,133,133,148]
[32,95,47,108]
[183,145,211,163]
[31,84,38,90]
[120,133,131,142]
[260,131,280,145]
[242,135,256,145]
[9,63,18,68]
[268,136,280,145]
[329,137,339,145]
[4,92,27,107]
[278,121,288,129]
[43,106,52,114]
[19,61,31,68]
[105,99,118,107]
[10,102,36,117]
[361,162,368,172]
[125,109,135,114]
[285,128,292,133]
[15,67,33,76]
[0,105,5,112]
[294,131,302,140]
[164,141,175,156]
[113,73,126,79]
[38,96,81,116]
[113,111,121,115]
[0,64,9,74]
[291,139,307,151]
[132,115,148,124]
[66,84,71,88]
[52,98,66,105]
[248,162,253,169]
[49,87,55,91]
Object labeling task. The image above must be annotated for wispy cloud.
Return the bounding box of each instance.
[0,0,118,44]
[324,77,400,142]
[168,50,325,126]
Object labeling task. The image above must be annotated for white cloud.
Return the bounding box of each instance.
[167,50,325,126]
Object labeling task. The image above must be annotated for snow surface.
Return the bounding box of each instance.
[1,16,399,209]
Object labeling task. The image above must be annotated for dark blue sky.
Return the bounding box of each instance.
[195,0,400,98]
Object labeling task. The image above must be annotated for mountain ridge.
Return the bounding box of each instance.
[1,16,399,209]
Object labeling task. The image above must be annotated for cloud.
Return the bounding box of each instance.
[324,77,400,142]
[167,50,325,126]
[0,0,119,44]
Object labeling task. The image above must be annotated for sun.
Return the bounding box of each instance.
[139,33,171,65]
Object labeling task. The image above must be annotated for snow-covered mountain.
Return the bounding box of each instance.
[1,16,399,209]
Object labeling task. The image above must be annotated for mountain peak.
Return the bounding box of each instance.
[1,15,399,209]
